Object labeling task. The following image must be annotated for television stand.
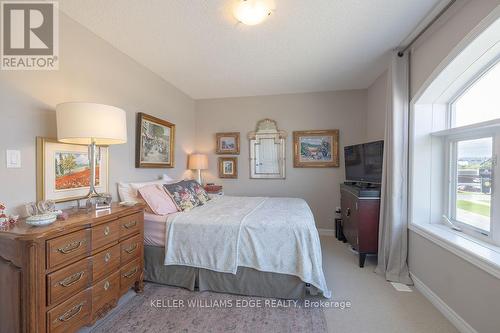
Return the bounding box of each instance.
[340,183,381,267]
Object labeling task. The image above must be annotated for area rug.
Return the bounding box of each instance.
[91,283,327,333]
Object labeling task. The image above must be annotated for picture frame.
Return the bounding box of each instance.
[36,137,109,203]
[216,132,240,155]
[293,130,340,168]
[218,157,238,178]
[136,112,175,168]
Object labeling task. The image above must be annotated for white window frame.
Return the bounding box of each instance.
[440,58,500,245]
[409,7,500,279]
[443,130,499,244]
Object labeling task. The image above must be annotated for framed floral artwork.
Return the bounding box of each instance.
[136,112,175,168]
[293,130,340,168]
[218,157,238,178]
[36,137,109,202]
[216,132,240,155]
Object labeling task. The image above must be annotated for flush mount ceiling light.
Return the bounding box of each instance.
[233,0,272,26]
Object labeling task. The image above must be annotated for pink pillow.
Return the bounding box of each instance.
[138,184,178,215]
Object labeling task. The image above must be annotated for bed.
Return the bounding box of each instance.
[143,195,331,299]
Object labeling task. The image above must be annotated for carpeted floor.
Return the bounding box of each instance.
[90,283,327,333]
[84,235,459,333]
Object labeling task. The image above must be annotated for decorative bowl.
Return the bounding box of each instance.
[26,213,57,227]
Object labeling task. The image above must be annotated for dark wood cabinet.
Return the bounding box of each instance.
[0,204,144,333]
[340,184,380,267]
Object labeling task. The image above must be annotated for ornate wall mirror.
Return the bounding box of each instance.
[248,119,286,179]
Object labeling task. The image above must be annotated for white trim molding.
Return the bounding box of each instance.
[411,273,478,333]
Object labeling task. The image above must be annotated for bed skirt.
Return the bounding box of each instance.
[144,245,309,299]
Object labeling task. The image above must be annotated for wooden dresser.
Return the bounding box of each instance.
[0,204,144,333]
[340,183,380,267]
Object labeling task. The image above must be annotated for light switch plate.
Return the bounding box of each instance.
[6,150,21,168]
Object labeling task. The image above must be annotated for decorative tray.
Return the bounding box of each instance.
[26,213,57,226]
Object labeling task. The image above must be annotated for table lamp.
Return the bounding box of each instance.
[56,102,127,208]
[188,153,208,185]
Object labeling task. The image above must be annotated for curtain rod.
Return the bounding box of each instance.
[397,0,457,57]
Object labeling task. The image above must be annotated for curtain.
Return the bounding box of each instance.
[374,52,412,284]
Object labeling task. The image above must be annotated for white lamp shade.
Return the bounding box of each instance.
[56,102,127,145]
[188,154,208,170]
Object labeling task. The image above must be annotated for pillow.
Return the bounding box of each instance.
[138,184,178,215]
[118,175,177,202]
[182,180,210,205]
[163,182,200,212]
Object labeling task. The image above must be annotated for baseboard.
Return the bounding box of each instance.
[318,228,335,237]
[410,273,477,333]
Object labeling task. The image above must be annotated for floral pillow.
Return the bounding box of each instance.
[163,182,200,212]
[182,180,210,205]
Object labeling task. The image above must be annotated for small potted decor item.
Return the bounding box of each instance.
[25,200,58,227]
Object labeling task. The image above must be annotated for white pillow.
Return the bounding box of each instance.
[118,174,176,202]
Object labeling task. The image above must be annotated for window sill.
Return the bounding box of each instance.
[409,222,500,279]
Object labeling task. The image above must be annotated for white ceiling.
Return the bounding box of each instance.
[59,0,441,99]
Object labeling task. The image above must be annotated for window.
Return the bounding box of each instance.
[452,61,500,127]
[410,17,500,274]
[444,59,500,242]
[449,136,493,234]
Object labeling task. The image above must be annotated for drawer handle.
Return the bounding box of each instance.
[104,226,110,236]
[104,252,111,263]
[104,281,110,291]
[124,243,138,254]
[57,302,85,323]
[58,271,85,287]
[123,220,137,229]
[57,240,86,254]
[123,267,138,279]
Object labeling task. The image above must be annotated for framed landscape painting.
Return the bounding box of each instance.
[218,157,238,178]
[293,130,340,168]
[36,137,109,202]
[216,132,240,155]
[136,112,175,168]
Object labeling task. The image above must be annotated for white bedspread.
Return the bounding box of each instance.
[164,196,331,298]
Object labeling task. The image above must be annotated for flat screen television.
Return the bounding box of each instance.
[344,140,384,184]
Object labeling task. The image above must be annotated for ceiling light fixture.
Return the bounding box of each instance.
[233,0,272,26]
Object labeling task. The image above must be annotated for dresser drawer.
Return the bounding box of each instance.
[119,212,143,239]
[91,272,120,322]
[92,220,120,250]
[47,288,91,333]
[47,258,92,307]
[120,257,141,294]
[120,234,142,265]
[92,244,120,282]
[47,229,91,269]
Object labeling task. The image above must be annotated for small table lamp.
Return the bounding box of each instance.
[188,154,208,185]
[56,102,127,208]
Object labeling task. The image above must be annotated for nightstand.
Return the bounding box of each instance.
[204,184,223,196]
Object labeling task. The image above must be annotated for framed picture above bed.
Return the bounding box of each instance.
[36,137,109,202]
[136,112,175,168]
[218,157,238,178]
[216,132,240,155]
[293,130,340,168]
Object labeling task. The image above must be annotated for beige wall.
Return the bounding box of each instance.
[366,70,388,141]
[0,14,196,215]
[409,232,500,333]
[195,90,367,229]
[408,1,500,332]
